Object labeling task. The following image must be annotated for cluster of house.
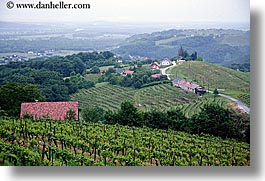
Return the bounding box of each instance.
[2,54,27,64]
[20,101,79,120]
[114,68,134,76]
[172,78,206,95]
[150,57,173,70]
[27,49,54,57]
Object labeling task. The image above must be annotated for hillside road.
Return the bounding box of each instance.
[160,61,176,80]
[207,90,250,114]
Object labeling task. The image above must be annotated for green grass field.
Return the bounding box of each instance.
[84,74,101,83]
[167,61,250,106]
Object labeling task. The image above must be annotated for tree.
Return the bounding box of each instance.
[166,108,187,131]
[90,66,100,74]
[133,80,142,89]
[213,88,219,96]
[136,61,143,68]
[196,57,203,61]
[102,51,114,59]
[191,103,235,139]
[0,83,45,117]
[183,50,189,58]
[142,109,169,129]
[82,106,105,123]
[178,47,184,57]
[106,68,115,75]
[104,110,118,125]
[191,51,197,60]
[117,101,141,127]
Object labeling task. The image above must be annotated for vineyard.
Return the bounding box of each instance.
[167,61,250,106]
[71,83,232,118]
[0,118,250,166]
[71,84,136,111]
[134,84,197,111]
[180,96,230,118]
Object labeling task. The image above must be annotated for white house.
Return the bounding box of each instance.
[161,57,172,66]
[150,62,160,70]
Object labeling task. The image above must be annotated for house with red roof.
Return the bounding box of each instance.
[172,78,206,95]
[123,70,134,76]
[20,101,79,120]
[150,62,160,70]
[151,74,162,79]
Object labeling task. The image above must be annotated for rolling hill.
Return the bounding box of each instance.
[114,29,250,66]
[71,83,232,118]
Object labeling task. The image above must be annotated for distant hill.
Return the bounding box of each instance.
[114,29,250,66]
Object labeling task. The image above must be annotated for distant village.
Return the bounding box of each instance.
[112,55,207,96]
[0,49,55,65]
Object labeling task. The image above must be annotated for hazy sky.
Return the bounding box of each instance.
[0,0,250,23]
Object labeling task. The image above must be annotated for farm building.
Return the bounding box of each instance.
[177,57,186,63]
[114,68,125,74]
[195,86,207,96]
[150,62,160,70]
[161,57,172,66]
[172,78,206,95]
[151,74,162,79]
[20,102,79,120]
[100,69,106,74]
[123,70,134,76]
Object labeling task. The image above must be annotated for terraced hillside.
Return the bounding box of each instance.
[167,61,250,106]
[71,84,136,111]
[180,96,230,118]
[71,83,232,118]
[134,84,198,111]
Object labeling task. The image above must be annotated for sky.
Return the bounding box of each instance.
[0,0,250,24]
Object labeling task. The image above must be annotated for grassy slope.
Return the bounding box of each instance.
[71,83,232,117]
[167,61,250,106]
[84,74,101,83]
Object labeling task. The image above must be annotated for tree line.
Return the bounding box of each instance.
[82,101,250,143]
[0,51,116,106]
[98,67,168,89]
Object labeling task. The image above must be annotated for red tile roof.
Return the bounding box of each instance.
[151,62,160,67]
[162,57,172,63]
[124,70,134,75]
[20,102,78,120]
[151,74,162,78]
[176,79,199,89]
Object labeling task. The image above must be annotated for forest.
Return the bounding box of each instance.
[0,51,116,116]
